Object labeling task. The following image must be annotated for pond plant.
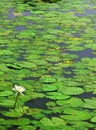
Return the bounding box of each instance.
[0,0,96,129]
[12,85,26,109]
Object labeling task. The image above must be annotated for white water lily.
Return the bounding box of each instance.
[12,85,26,95]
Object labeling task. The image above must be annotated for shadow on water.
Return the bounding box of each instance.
[25,97,50,109]
[8,8,31,20]
[15,25,26,31]
[77,92,96,99]
[75,8,96,17]
[67,48,96,61]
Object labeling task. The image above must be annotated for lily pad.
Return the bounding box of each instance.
[16,30,36,38]
[59,87,84,95]
[60,108,92,121]
[56,97,84,107]
[42,83,57,91]
[40,75,56,83]
[0,91,13,96]
[2,106,29,117]
[82,98,96,109]
[91,117,96,123]
[7,118,30,126]
[0,50,12,55]
[19,125,35,130]
[46,92,70,99]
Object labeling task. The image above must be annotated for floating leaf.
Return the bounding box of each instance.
[7,63,21,70]
[18,61,37,70]
[46,92,70,99]
[2,108,23,117]
[56,97,84,107]
[42,83,57,91]
[91,117,96,122]
[7,118,30,126]
[82,98,96,109]
[59,87,84,95]
[0,91,13,96]
[17,30,36,38]
[19,125,35,130]
[60,108,92,121]
[41,75,56,83]
[52,117,66,126]
[40,117,54,126]
[0,50,12,55]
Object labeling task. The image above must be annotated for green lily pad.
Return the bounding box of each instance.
[2,106,29,117]
[0,91,13,96]
[70,121,95,130]
[40,117,66,126]
[2,109,23,117]
[81,58,96,67]
[42,83,57,91]
[0,99,14,108]
[59,87,84,95]
[46,92,70,99]
[56,97,84,107]
[91,117,96,122]
[40,75,56,83]
[18,61,37,70]
[0,71,4,75]
[45,56,60,62]
[7,118,30,126]
[7,63,21,70]
[0,118,7,125]
[60,108,92,121]
[82,98,96,109]
[40,117,54,126]
[16,30,36,38]
[52,117,66,126]
[19,125,35,130]
[0,50,12,55]
[0,39,11,44]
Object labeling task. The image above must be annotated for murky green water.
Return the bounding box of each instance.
[0,0,96,129]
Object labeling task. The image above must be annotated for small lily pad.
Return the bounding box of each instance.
[40,75,56,83]
[46,92,70,99]
[91,117,96,122]
[42,83,57,91]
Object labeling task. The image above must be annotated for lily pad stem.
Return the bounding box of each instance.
[13,92,20,109]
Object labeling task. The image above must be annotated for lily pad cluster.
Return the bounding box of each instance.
[0,0,96,129]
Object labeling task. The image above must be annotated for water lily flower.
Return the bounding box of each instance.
[12,85,26,95]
